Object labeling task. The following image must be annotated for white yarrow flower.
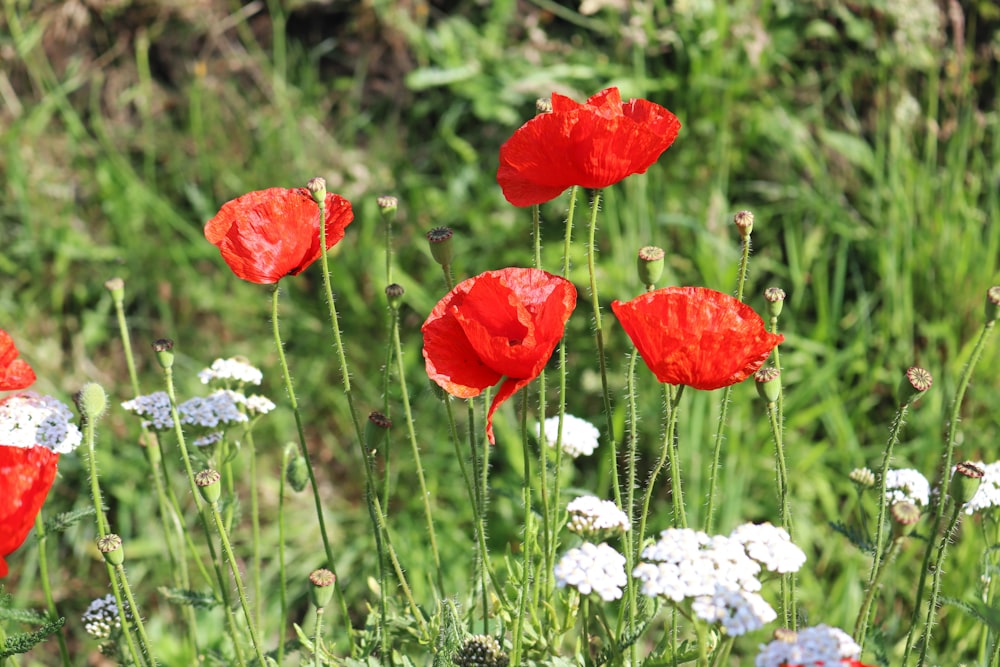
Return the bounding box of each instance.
[567,496,630,537]
[198,357,263,385]
[755,624,861,667]
[244,394,276,416]
[0,392,82,453]
[121,392,174,430]
[554,542,627,601]
[537,414,600,458]
[178,390,248,429]
[634,529,761,601]
[691,584,776,636]
[884,468,930,506]
[81,595,121,639]
[729,522,806,574]
[965,461,1000,514]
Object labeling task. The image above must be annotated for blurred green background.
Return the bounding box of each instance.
[2,0,999,664]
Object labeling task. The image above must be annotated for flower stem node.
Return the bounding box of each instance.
[754,367,781,404]
[306,177,327,204]
[152,339,175,370]
[195,468,222,504]
[987,285,1000,323]
[97,534,124,566]
[385,283,405,310]
[891,501,921,538]
[453,634,510,667]
[733,210,754,239]
[365,411,392,452]
[763,287,786,319]
[103,277,125,302]
[950,461,985,507]
[75,382,108,422]
[637,246,665,287]
[308,568,337,609]
[426,226,454,267]
[897,366,932,406]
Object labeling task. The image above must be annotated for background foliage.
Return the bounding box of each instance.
[1,0,999,663]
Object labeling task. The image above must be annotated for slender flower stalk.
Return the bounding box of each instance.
[638,384,685,546]
[33,514,71,667]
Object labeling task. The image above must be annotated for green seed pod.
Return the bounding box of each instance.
[636,246,665,288]
[754,367,781,404]
[97,534,125,566]
[286,453,309,493]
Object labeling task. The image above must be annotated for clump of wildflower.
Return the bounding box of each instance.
[179,390,248,429]
[0,393,82,453]
[554,542,627,601]
[537,414,600,458]
[884,468,930,506]
[965,461,1000,514]
[755,624,869,667]
[198,357,263,386]
[566,496,630,539]
[81,595,121,639]
[691,584,777,636]
[121,392,174,430]
[728,522,806,574]
[242,394,276,416]
[453,634,509,667]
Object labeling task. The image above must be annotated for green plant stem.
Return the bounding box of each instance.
[390,303,444,594]
[694,620,709,667]
[765,399,795,627]
[512,394,534,666]
[582,596,593,667]
[113,563,156,666]
[278,446,291,666]
[705,231,752,534]
[531,201,554,601]
[313,607,326,667]
[916,504,964,667]
[107,561,148,667]
[245,431,263,633]
[855,537,904,645]
[904,317,995,664]
[856,403,910,646]
[206,499,267,666]
[638,385,685,547]
[33,514,71,667]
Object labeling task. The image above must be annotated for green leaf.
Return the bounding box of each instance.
[0,617,65,658]
[157,587,220,609]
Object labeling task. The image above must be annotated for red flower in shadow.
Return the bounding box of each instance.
[0,330,35,391]
[422,268,577,444]
[611,287,783,390]
[497,87,681,207]
[205,187,354,284]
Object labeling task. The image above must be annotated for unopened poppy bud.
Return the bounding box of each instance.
[733,210,754,239]
[104,277,125,302]
[427,226,454,267]
[764,287,786,319]
[385,283,405,310]
[306,177,327,204]
[950,461,984,506]
[849,467,876,488]
[891,501,921,538]
[152,339,174,369]
[987,286,1000,323]
[754,367,781,403]
[97,534,124,566]
[365,411,391,451]
[897,366,932,406]
[76,382,108,422]
[309,568,336,608]
[195,469,222,504]
[286,452,309,492]
[376,195,398,217]
[637,246,665,287]
[535,97,553,115]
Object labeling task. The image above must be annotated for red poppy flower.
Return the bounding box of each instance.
[611,287,783,390]
[1,442,59,578]
[422,268,577,444]
[497,87,681,207]
[0,329,36,390]
[204,187,354,284]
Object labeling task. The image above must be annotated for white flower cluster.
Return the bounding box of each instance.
[633,523,806,636]
[965,461,1000,515]
[198,357,263,386]
[884,468,930,506]
[0,392,82,454]
[554,542,627,601]
[755,624,861,667]
[122,389,274,435]
[121,392,173,430]
[81,594,120,639]
[566,496,630,537]
[537,414,600,458]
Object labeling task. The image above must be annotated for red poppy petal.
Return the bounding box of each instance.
[0,445,59,577]
[0,330,35,391]
[485,376,534,445]
[612,287,783,390]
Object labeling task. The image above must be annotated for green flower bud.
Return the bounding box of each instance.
[733,210,754,239]
[754,366,781,404]
[308,568,336,608]
[949,461,984,507]
[376,195,398,219]
[849,467,876,488]
[365,412,391,452]
[385,283,404,310]
[195,469,222,504]
[426,226,454,267]
[97,534,124,566]
[152,339,175,370]
[763,287,786,319]
[897,366,932,407]
[75,382,108,422]
[637,246,665,287]
[306,177,327,204]
[286,452,309,493]
[890,501,921,538]
[104,277,125,302]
